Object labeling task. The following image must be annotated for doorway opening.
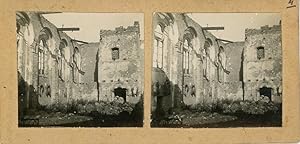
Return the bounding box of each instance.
[259,86,272,101]
[114,87,127,103]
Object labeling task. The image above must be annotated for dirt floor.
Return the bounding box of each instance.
[19,111,143,127]
[151,110,281,128]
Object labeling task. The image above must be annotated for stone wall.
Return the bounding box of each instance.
[17,12,84,112]
[97,22,143,104]
[152,13,228,114]
[243,25,282,103]
[79,42,99,101]
[224,42,244,100]
[151,13,282,116]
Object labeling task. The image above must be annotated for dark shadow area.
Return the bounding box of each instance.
[18,71,39,123]
[19,94,144,127]
[151,103,282,128]
[114,87,127,103]
[151,67,184,127]
[259,86,272,101]
[152,111,281,128]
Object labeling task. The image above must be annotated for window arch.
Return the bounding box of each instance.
[58,41,66,80]
[16,12,30,34]
[61,39,68,47]
[72,47,81,83]
[219,46,226,67]
[73,47,80,68]
[183,39,192,74]
[218,46,226,82]
[153,24,164,68]
[38,27,52,75]
[203,39,212,79]
[205,38,215,61]
[182,27,196,74]
[38,39,46,74]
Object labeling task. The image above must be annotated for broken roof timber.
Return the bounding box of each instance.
[71,39,88,44]
[202,26,224,30]
[38,12,62,14]
[217,38,233,43]
[58,27,80,31]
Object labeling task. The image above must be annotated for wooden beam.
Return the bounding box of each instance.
[38,12,62,14]
[71,39,88,44]
[217,38,233,43]
[57,27,80,31]
[202,27,224,30]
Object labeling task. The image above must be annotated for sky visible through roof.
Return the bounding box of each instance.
[43,12,280,43]
[188,13,281,42]
[43,13,144,42]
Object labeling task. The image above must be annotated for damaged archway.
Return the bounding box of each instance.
[259,86,273,101]
[257,81,276,102]
[114,87,127,103]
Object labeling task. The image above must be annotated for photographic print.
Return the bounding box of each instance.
[151,12,282,128]
[17,12,144,127]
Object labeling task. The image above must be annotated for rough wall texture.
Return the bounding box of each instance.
[243,25,282,103]
[152,13,228,114]
[97,22,144,104]
[224,42,244,100]
[151,13,283,116]
[17,12,144,116]
[17,12,84,114]
[79,42,99,101]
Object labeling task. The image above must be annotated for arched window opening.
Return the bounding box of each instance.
[153,24,164,68]
[39,85,44,97]
[203,39,212,79]
[112,47,120,60]
[72,47,81,83]
[72,65,76,83]
[257,46,265,60]
[38,27,52,75]
[16,12,30,34]
[183,39,192,74]
[218,46,226,82]
[73,47,81,69]
[38,40,46,74]
[182,27,196,74]
[58,41,66,80]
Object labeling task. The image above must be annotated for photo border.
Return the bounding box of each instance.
[0,0,299,143]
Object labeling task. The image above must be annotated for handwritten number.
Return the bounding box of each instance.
[287,0,296,8]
